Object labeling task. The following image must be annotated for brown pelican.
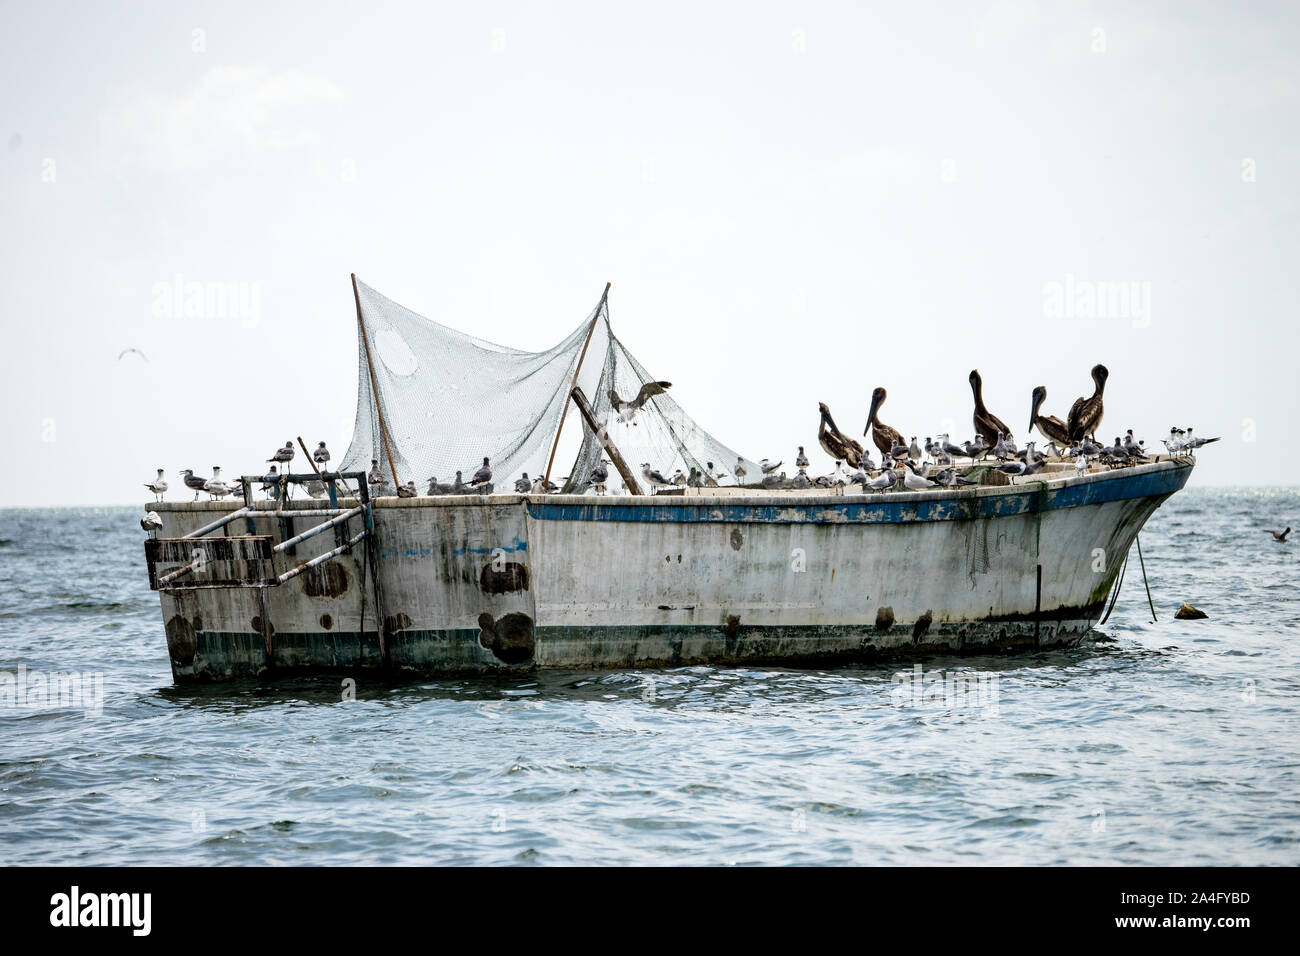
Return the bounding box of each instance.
[817,402,865,467]
[1066,364,1108,443]
[863,387,904,460]
[969,370,1011,446]
[1263,527,1291,543]
[1029,386,1070,445]
[610,381,672,425]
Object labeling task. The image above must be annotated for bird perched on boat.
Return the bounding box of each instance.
[610,381,672,425]
[795,446,810,469]
[908,437,922,461]
[451,471,467,494]
[969,370,1011,446]
[589,460,611,494]
[1066,364,1108,443]
[641,463,671,491]
[866,468,897,493]
[179,469,208,501]
[686,467,705,488]
[203,466,232,499]
[1123,430,1147,460]
[1029,386,1071,446]
[469,457,493,489]
[863,387,905,461]
[397,480,418,498]
[902,461,941,490]
[792,468,811,489]
[313,441,331,470]
[305,479,328,499]
[889,440,910,461]
[813,472,834,488]
[831,460,850,485]
[816,403,865,469]
[367,459,386,495]
[707,461,727,483]
[268,442,295,467]
[962,435,986,460]
[758,458,782,476]
[530,475,559,494]
[1183,428,1220,453]
[514,473,531,493]
[992,432,1016,461]
[143,469,168,501]
[670,469,687,486]
[761,470,788,489]
[998,455,1045,479]
[939,434,967,461]
[1075,454,1089,475]
[140,511,163,536]
[848,462,869,486]
[426,476,447,496]
[733,459,748,484]
[259,465,281,496]
[1263,527,1291,543]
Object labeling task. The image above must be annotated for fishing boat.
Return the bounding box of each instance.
[142,279,1194,682]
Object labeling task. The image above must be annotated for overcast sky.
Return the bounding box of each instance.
[2,0,1296,506]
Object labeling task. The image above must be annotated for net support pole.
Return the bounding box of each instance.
[571,386,643,495]
[544,281,609,487]
[352,273,401,488]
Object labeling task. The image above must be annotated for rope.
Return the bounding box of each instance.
[1135,534,1158,622]
[1099,551,1128,626]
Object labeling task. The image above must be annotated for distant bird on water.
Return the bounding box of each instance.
[863,387,904,461]
[1029,386,1071,446]
[969,370,1011,446]
[610,381,672,425]
[143,469,168,500]
[1066,364,1108,443]
[1263,527,1291,543]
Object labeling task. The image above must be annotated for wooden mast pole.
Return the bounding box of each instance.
[544,281,609,487]
[352,273,400,489]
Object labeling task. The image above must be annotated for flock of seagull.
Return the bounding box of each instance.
[140,364,1230,508]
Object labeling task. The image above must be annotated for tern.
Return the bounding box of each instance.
[143,469,168,500]
[203,466,232,499]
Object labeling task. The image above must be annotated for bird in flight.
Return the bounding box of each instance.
[610,381,672,425]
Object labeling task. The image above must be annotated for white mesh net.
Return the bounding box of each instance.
[340,279,757,493]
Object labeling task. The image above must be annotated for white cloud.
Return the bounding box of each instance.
[99,66,344,172]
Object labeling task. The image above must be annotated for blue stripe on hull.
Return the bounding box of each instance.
[526,463,1192,525]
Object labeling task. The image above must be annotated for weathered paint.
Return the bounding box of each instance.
[145,460,1192,681]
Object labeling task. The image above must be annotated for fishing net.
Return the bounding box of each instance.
[340,278,756,494]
